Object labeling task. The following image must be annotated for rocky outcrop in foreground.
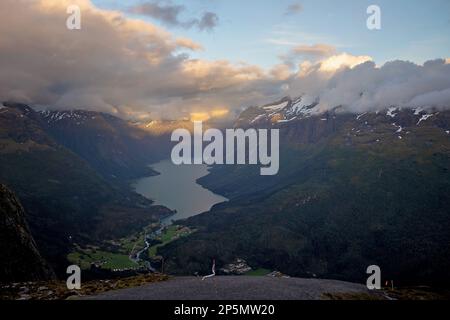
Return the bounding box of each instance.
[0,184,55,282]
[85,276,380,300]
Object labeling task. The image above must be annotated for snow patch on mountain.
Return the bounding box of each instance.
[250,114,266,124]
[413,107,424,115]
[286,95,319,118]
[356,112,367,120]
[245,96,322,125]
[263,101,289,112]
[386,107,398,118]
[39,110,90,124]
[417,113,436,125]
[392,123,403,133]
[277,117,297,123]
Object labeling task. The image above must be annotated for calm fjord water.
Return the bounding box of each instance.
[133,160,228,223]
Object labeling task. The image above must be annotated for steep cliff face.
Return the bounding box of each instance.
[0,184,55,282]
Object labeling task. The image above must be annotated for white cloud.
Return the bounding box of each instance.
[318,53,372,72]
[287,59,450,113]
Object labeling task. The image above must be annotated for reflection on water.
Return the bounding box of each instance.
[133,160,228,224]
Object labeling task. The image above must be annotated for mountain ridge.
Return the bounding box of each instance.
[0,102,173,275]
[159,98,450,286]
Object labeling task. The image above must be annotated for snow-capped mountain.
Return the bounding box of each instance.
[39,110,97,125]
[233,96,450,147]
[236,96,320,127]
[237,95,449,132]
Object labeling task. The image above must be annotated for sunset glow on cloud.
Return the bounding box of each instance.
[0,0,449,119]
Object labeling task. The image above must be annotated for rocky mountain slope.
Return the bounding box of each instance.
[38,109,170,182]
[0,184,55,282]
[235,95,320,128]
[160,98,450,286]
[0,103,172,275]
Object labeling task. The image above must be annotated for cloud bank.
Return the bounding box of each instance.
[0,0,449,120]
[0,0,275,119]
[286,57,450,113]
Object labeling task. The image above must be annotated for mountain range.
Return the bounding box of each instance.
[0,102,173,277]
[158,98,450,286]
[1,98,449,287]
